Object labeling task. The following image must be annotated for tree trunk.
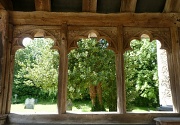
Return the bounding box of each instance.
[89,83,104,111]
[97,83,102,105]
[89,84,96,105]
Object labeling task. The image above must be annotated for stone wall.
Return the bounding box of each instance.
[157,41,173,106]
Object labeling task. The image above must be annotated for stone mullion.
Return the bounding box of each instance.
[115,26,126,114]
[58,23,68,114]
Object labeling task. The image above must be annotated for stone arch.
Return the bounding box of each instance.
[68,29,117,53]
[123,28,171,53]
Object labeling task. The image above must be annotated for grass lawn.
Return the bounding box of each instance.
[11,104,58,114]
[10,100,161,114]
[10,100,92,114]
[129,106,157,113]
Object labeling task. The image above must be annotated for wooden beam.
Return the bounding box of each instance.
[0,0,13,10]
[163,0,180,13]
[6,113,180,124]
[82,0,97,12]
[9,11,180,27]
[35,0,51,11]
[120,0,137,12]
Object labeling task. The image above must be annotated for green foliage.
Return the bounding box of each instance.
[68,38,117,111]
[12,38,59,103]
[124,39,159,109]
[12,37,159,111]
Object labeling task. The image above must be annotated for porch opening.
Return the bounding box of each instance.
[11,37,59,114]
[67,38,117,113]
[124,34,173,113]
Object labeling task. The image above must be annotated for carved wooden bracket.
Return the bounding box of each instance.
[12,26,61,54]
[11,38,24,56]
[68,26,118,53]
[123,27,172,53]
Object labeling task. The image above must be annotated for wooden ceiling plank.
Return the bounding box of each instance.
[174,0,180,13]
[164,0,180,13]
[163,0,173,12]
[0,3,4,9]
[82,0,97,12]
[82,0,90,12]
[90,0,97,13]
[35,0,51,12]
[120,0,137,12]
[0,0,13,10]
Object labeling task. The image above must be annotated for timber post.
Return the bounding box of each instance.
[0,10,10,114]
[167,27,180,113]
[115,26,126,114]
[58,23,68,114]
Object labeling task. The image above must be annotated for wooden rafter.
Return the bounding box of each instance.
[0,3,4,9]
[0,0,13,10]
[120,0,137,12]
[35,0,51,12]
[163,0,180,13]
[82,0,97,13]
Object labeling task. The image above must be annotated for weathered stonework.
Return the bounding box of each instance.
[157,41,173,106]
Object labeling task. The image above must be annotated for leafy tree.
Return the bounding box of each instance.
[12,36,159,111]
[124,39,159,109]
[68,38,116,111]
[12,38,59,103]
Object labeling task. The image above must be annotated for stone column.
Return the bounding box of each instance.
[157,41,173,106]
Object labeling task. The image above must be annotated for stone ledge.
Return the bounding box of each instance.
[0,114,7,125]
[154,117,180,125]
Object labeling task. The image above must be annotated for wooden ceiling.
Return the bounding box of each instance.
[0,0,180,13]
